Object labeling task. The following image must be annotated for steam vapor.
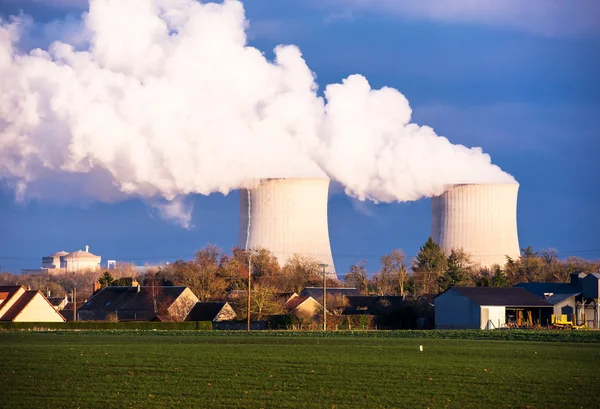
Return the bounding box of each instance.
[0,0,515,227]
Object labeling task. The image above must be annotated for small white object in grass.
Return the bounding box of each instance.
[419,345,423,352]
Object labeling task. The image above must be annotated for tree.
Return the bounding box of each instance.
[278,254,322,294]
[234,284,283,320]
[411,237,446,295]
[437,249,474,291]
[380,249,408,296]
[344,261,368,295]
[98,271,114,288]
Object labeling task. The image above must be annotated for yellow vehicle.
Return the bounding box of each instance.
[551,314,587,329]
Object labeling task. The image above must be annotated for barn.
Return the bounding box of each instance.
[434,287,552,329]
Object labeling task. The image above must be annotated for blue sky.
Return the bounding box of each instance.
[1,0,599,274]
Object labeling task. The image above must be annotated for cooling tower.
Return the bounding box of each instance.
[431,183,520,268]
[238,178,337,279]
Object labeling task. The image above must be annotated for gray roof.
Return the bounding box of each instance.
[544,293,580,305]
[514,282,581,297]
[185,302,229,322]
[440,287,552,307]
[300,287,359,299]
[78,286,187,320]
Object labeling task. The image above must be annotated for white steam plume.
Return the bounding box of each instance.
[0,0,515,226]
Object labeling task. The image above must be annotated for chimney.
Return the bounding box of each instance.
[47,290,51,297]
[85,245,89,253]
[570,271,583,285]
[136,283,141,293]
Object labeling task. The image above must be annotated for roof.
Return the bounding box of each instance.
[300,287,359,299]
[79,286,188,320]
[439,287,552,307]
[48,296,67,307]
[544,293,580,305]
[185,302,229,321]
[514,282,581,297]
[50,251,69,257]
[0,286,23,308]
[64,250,100,259]
[345,296,404,313]
[284,296,319,313]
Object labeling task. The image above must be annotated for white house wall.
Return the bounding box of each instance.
[435,289,480,329]
[14,293,65,322]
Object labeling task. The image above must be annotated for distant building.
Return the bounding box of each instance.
[434,287,552,329]
[0,286,66,322]
[22,245,101,275]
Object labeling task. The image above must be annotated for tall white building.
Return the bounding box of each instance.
[431,183,520,267]
[238,178,337,279]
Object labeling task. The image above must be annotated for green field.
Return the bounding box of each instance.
[1,331,599,408]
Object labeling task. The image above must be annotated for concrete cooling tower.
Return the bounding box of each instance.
[431,183,520,268]
[238,178,337,279]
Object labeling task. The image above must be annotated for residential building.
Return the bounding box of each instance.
[78,285,198,321]
[0,286,66,322]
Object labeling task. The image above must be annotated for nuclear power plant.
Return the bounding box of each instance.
[238,178,337,279]
[431,183,520,268]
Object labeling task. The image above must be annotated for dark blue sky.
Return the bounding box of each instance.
[1,0,599,274]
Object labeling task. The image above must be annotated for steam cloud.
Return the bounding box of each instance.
[0,0,515,227]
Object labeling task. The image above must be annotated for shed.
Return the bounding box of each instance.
[284,295,321,317]
[434,287,552,329]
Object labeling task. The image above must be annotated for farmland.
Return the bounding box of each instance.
[1,331,599,408]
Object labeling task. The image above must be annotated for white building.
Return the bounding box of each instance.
[62,247,101,273]
[434,287,552,329]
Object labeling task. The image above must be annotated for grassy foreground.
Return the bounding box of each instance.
[1,331,599,408]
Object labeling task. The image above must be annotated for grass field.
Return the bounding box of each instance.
[1,331,599,408]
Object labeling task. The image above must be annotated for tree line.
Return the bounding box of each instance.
[1,239,598,307]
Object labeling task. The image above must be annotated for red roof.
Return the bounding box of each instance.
[1,291,38,321]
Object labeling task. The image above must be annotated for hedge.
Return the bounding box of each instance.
[0,321,212,331]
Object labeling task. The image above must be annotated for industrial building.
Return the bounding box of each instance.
[22,246,101,275]
[516,272,600,328]
[434,287,552,329]
[238,178,337,279]
[431,183,520,267]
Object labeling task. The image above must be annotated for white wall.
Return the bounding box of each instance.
[480,306,505,329]
[435,289,480,329]
[14,293,65,322]
[432,184,520,267]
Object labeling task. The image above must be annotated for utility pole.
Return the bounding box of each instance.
[73,287,77,322]
[320,264,328,331]
[247,249,253,332]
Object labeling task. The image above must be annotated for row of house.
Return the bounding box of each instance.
[2,271,598,329]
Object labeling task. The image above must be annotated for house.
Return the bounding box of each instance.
[300,287,359,299]
[0,285,66,322]
[78,285,198,321]
[185,302,237,322]
[284,295,321,316]
[434,287,552,329]
[515,271,600,327]
[48,295,69,311]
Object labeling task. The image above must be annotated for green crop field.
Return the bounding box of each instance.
[1,331,599,408]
